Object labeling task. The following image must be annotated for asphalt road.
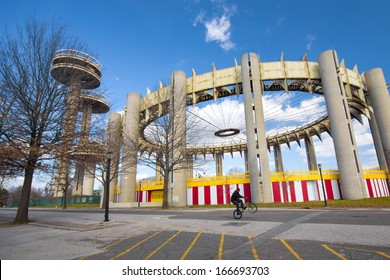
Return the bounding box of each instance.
[0,207,389,260]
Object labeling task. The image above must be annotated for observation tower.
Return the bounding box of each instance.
[50,49,109,197]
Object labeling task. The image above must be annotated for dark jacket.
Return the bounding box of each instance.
[230,190,243,202]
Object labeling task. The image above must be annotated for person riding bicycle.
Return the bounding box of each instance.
[231,188,246,211]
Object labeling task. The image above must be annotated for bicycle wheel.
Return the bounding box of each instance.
[233,210,242,219]
[247,203,257,214]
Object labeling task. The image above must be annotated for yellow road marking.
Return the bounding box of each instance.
[180,229,204,260]
[218,232,225,260]
[280,239,302,260]
[144,227,186,260]
[322,244,347,260]
[328,244,390,259]
[248,235,259,260]
[376,251,390,259]
[111,226,171,260]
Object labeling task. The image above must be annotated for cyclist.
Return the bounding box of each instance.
[230,187,245,211]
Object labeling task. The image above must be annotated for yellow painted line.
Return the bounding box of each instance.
[180,229,204,260]
[248,236,259,260]
[376,251,390,259]
[111,226,171,260]
[218,232,225,260]
[280,239,302,260]
[79,233,136,260]
[329,244,390,259]
[144,227,186,260]
[322,244,347,260]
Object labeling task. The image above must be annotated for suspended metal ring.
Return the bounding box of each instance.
[214,128,240,137]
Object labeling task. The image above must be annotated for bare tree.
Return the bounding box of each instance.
[0,18,85,224]
[138,74,209,208]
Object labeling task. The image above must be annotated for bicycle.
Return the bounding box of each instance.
[233,201,257,219]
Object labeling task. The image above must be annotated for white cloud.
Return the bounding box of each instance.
[306,34,316,51]
[193,4,236,51]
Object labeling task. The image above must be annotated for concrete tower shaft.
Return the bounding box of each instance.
[171,71,187,206]
[318,50,366,199]
[365,68,390,172]
[120,92,141,203]
[241,52,272,203]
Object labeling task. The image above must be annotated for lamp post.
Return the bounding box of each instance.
[318,163,328,207]
[104,151,113,222]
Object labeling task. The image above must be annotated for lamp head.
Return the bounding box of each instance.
[107,151,113,160]
[318,163,322,169]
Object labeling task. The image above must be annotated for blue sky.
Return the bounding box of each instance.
[1,0,389,183]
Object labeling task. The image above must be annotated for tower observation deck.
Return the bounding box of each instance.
[51,49,109,197]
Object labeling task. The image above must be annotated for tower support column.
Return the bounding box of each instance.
[215,153,223,176]
[365,69,390,172]
[120,92,141,203]
[170,71,187,206]
[107,112,122,203]
[274,144,284,172]
[318,50,366,199]
[304,136,318,170]
[241,52,272,203]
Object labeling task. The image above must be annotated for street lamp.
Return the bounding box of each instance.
[104,151,113,222]
[318,163,328,207]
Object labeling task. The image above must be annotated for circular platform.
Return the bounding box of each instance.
[139,58,369,155]
[51,49,101,89]
[69,142,107,162]
[79,92,110,114]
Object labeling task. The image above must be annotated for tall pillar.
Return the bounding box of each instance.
[187,155,194,179]
[241,52,272,203]
[244,150,249,173]
[318,50,366,199]
[83,162,95,195]
[365,69,390,172]
[54,81,80,197]
[304,136,318,170]
[156,163,164,181]
[366,101,387,170]
[120,92,141,203]
[107,112,122,203]
[215,153,223,176]
[171,71,187,206]
[274,144,284,172]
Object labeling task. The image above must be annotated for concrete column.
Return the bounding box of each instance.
[83,162,95,195]
[187,155,194,179]
[365,69,390,172]
[107,112,122,203]
[318,50,366,199]
[304,136,318,170]
[274,144,284,172]
[120,92,141,203]
[366,103,387,170]
[156,163,164,181]
[54,81,81,197]
[241,52,272,203]
[215,153,223,176]
[244,150,249,173]
[171,71,187,206]
[80,104,93,143]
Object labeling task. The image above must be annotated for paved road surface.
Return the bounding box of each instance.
[0,207,389,260]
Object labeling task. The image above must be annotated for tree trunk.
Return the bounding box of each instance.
[162,174,170,209]
[13,167,34,224]
[62,190,68,209]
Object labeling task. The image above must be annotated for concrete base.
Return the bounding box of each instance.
[109,202,162,208]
